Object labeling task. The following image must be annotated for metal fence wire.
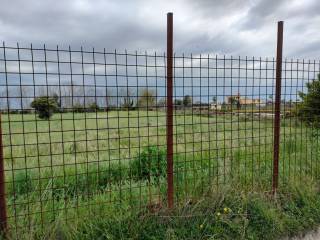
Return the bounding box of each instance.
[0,19,319,237]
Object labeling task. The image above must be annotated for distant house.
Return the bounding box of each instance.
[210,103,222,111]
[226,94,264,106]
[192,102,209,111]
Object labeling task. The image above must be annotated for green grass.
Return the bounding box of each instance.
[6,181,320,240]
[2,110,320,239]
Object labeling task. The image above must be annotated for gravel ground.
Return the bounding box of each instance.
[283,228,320,240]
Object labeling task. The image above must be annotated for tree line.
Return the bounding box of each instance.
[29,87,157,119]
[0,85,197,120]
[4,72,320,124]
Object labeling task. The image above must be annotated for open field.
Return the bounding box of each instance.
[2,110,320,238]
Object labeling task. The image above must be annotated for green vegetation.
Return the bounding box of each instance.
[72,103,86,113]
[88,102,100,112]
[183,95,192,107]
[120,87,136,110]
[130,146,167,180]
[137,88,156,109]
[5,180,320,239]
[66,182,320,240]
[2,110,320,239]
[298,73,320,127]
[30,96,59,119]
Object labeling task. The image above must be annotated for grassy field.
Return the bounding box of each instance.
[1,110,320,239]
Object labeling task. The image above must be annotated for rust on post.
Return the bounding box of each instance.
[166,12,174,209]
[272,21,284,195]
[0,113,7,235]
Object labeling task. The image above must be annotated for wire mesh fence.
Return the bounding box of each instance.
[0,41,319,237]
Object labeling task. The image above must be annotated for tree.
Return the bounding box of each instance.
[212,96,217,104]
[230,96,241,110]
[174,99,183,106]
[122,98,134,109]
[52,93,61,111]
[106,88,117,110]
[236,99,241,110]
[137,88,156,109]
[73,85,85,107]
[88,102,100,112]
[120,88,135,110]
[268,95,273,103]
[21,86,32,110]
[297,74,320,127]
[73,103,85,113]
[157,97,166,108]
[31,96,58,119]
[183,95,192,107]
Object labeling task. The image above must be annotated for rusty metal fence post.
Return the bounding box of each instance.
[0,113,7,236]
[166,12,174,209]
[272,21,284,194]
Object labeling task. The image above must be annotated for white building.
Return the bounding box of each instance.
[210,103,222,111]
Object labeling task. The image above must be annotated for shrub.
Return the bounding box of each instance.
[31,96,58,119]
[88,102,100,112]
[183,95,193,107]
[137,88,156,109]
[130,146,167,180]
[73,103,85,113]
[13,171,33,195]
[297,74,320,127]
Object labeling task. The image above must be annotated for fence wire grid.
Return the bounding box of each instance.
[0,43,319,236]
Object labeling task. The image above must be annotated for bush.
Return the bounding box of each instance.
[73,103,85,113]
[183,95,192,107]
[13,171,33,195]
[297,74,320,127]
[137,88,156,109]
[31,96,58,119]
[130,146,167,180]
[121,97,135,110]
[88,102,100,112]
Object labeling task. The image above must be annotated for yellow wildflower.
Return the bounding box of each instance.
[223,207,231,214]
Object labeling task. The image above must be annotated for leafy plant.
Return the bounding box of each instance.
[120,87,136,110]
[183,95,192,107]
[174,99,183,106]
[130,146,167,180]
[297,74,320,128]
[88,102,100,112]
[122,97,135,110]
[137,88,156,109]
[14,171,33,195]
[73,103,85,113]
[31,96,58,119]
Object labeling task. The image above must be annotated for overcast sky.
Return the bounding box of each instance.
[1,0,319,59]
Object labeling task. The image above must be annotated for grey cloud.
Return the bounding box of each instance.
[0,0,319,59]
[289,40,320,59]
[239,0,289,30]
[182,0,249,18]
